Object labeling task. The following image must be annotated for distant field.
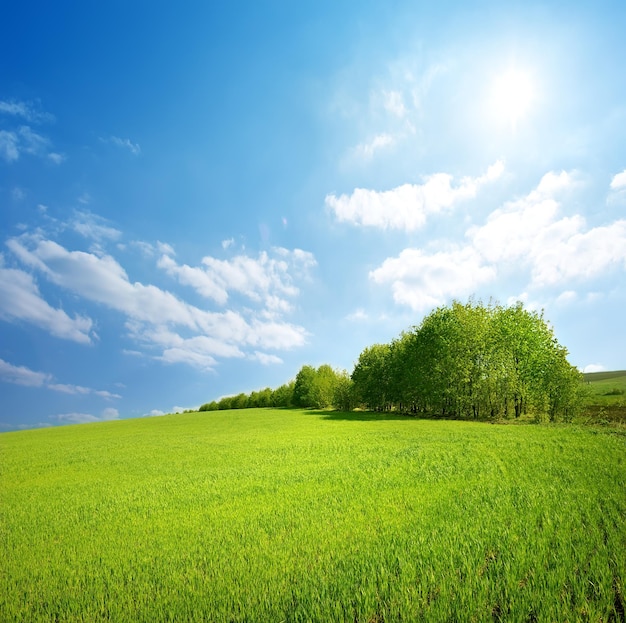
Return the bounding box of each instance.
[1,409,625,622]
[584,370,626,401]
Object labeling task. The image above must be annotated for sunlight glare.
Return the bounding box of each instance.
[490,68,535,130]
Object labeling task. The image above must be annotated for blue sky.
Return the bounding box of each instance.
[1,1,625,430]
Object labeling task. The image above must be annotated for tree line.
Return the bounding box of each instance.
[199,300,585,422]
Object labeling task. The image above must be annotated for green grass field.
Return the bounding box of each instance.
[584,371,626,407]
[1,409,625,622]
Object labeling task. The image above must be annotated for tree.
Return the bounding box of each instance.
[333,370,355,411]
[352,343,392,410]
[271,382,294,407]
[309,364,339,409]
[293,365,317,407]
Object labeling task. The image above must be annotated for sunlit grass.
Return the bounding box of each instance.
[1,409,625,621]
[584,370,626,407]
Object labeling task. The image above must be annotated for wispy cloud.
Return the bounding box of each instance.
[351,133,395,160]
[47,152,65,164]
[53,408,119,425]
[0,357,120,397]
[345,308,368,321]
[103,136,141,155]
[251,351,283,365]
[382,90,407,118]
[0,99,55,123]
[72,211,122,242]
[0,130,19,161]
[0,113,61,163]
[327,161,504,231]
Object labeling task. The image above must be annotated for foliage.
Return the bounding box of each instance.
[351,300,585,421]
[271,381,294,407]
[2,409,624,622]
[197,301,583,421]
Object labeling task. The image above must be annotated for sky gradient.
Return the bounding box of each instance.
[1,1,626,430]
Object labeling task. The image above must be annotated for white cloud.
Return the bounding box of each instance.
[0,130,19,161]
[47,152,65,164]
[326,160,504,231]
[158,246,316,311]
[352,133,395,160]
[54,407,120,425]
[0,122,58,163]
[222,238,234,249]
[610,169,626,190]
[529,220,626,287]
[145,409,166,417]
[105,136,141,155]
[0,357,120,397]
[128,241,155,257]
[382,90,407,118]
[12,187,25,201]
[468,171,579,264]
[555,290,578,305]
[0,99,54,123]
[17,125,49,156]
[72,211,122,242]
[251,351,283,365]
[370,246,496,311]
[0,264,94,343]
[583,364,606,373]
[5,233,310,370]
[346,308,368,321]
[369,168,626,311]
[0,358,51,387]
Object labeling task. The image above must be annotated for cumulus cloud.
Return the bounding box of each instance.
[0,357,120,397]
[4,232,311,371]
[326,160,504,231]
[369,169,626,311]
[0,263,94,343]
[583,364,606,373]
[370,247,496,311]
[610,169,626,190]
[157,246,316,311]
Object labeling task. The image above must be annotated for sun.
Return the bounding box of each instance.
[490,67,534,130]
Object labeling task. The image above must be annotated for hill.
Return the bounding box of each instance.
[1,409,625,622]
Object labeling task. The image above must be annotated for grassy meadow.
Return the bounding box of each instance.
[584,371,626,407]
[1,408,625,622]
